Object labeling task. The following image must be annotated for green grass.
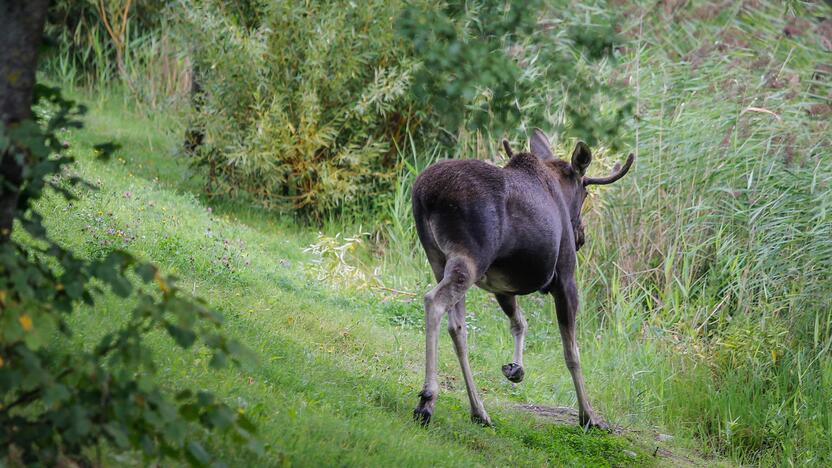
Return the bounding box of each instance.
[33,90,694,466]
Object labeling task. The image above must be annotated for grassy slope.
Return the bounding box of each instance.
[34,95,707,466]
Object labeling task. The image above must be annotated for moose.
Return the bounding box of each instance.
[411,129,633,429]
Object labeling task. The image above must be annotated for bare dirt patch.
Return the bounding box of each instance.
[807,103,832,117]
[817,19,832,51]
[783,16,813,38]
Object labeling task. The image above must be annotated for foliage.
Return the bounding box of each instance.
[0,85,258,465]
[43,0,192,108]
[176,0,416,221]
[575,0,832,462]
[44,0,165,79]
[36,0,832,465]
[382,0,832,463]
[177,0,632,220]
[397,0,633,148]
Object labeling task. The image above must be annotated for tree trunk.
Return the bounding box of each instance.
[0,0,50,242]
[184,60,205,155]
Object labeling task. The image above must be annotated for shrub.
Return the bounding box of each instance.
[578,1,832,461]
[397,0,632,148]
[177,0,417,221]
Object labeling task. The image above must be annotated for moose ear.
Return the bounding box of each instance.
[571,141,592,175]
[529,128,554,161]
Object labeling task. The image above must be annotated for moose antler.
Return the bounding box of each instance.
[583,153,635,186]
[502,139,514,158]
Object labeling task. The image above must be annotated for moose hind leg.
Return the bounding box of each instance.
[413,256,475,426]
[448,299,491,426]
[551,277,609,430]
[496,294,527,383]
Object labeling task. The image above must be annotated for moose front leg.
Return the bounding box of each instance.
[496,294,527,383]
[551,277,609,430]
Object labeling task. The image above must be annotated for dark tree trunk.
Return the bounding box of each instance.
[183,60,205,155]
[0,0,50,242]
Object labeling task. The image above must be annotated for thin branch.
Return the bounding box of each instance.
[119,0,133,41]
[97,0,120,49]
[373,285,417,297]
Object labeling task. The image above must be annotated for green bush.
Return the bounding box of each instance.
[177,0,417,221]
[398,0,631,147]
[577,1,832,461]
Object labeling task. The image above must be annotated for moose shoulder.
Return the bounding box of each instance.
[411,129,633,429]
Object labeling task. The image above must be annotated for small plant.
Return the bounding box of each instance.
[303,232,382,291]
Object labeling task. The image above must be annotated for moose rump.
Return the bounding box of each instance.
[412,159,562,296]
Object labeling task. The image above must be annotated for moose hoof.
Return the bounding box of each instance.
[471,411,493,427]
[501,362,525,383]
[413,407,432,426]
[580,414,611,432]
[413,390,435,427]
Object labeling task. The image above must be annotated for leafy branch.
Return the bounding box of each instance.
[0,83,259,466]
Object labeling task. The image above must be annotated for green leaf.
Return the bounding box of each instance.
[197,391,215,406]
[43,383,71,407]
[141,434,157,455]
[179,403,201,422]
[246,438,266,456]
[162,420,188,447]
[135,263,157,283]
[167,324,197,348]
[186,441,211,467]
[104,423,130,448]
[64,280,84,299]
[9,120,49,159]
[67,405,92,441]
[236,413,257,434]
[206,406,235,430]
[0,127,9,151]
[209,352,227,369]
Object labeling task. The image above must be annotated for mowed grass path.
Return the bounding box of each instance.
[35,94,710,467]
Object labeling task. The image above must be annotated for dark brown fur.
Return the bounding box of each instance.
[411,129,633,429]
[412,150,586,296]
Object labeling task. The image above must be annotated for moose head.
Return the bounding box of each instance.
[506,129,635,251]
